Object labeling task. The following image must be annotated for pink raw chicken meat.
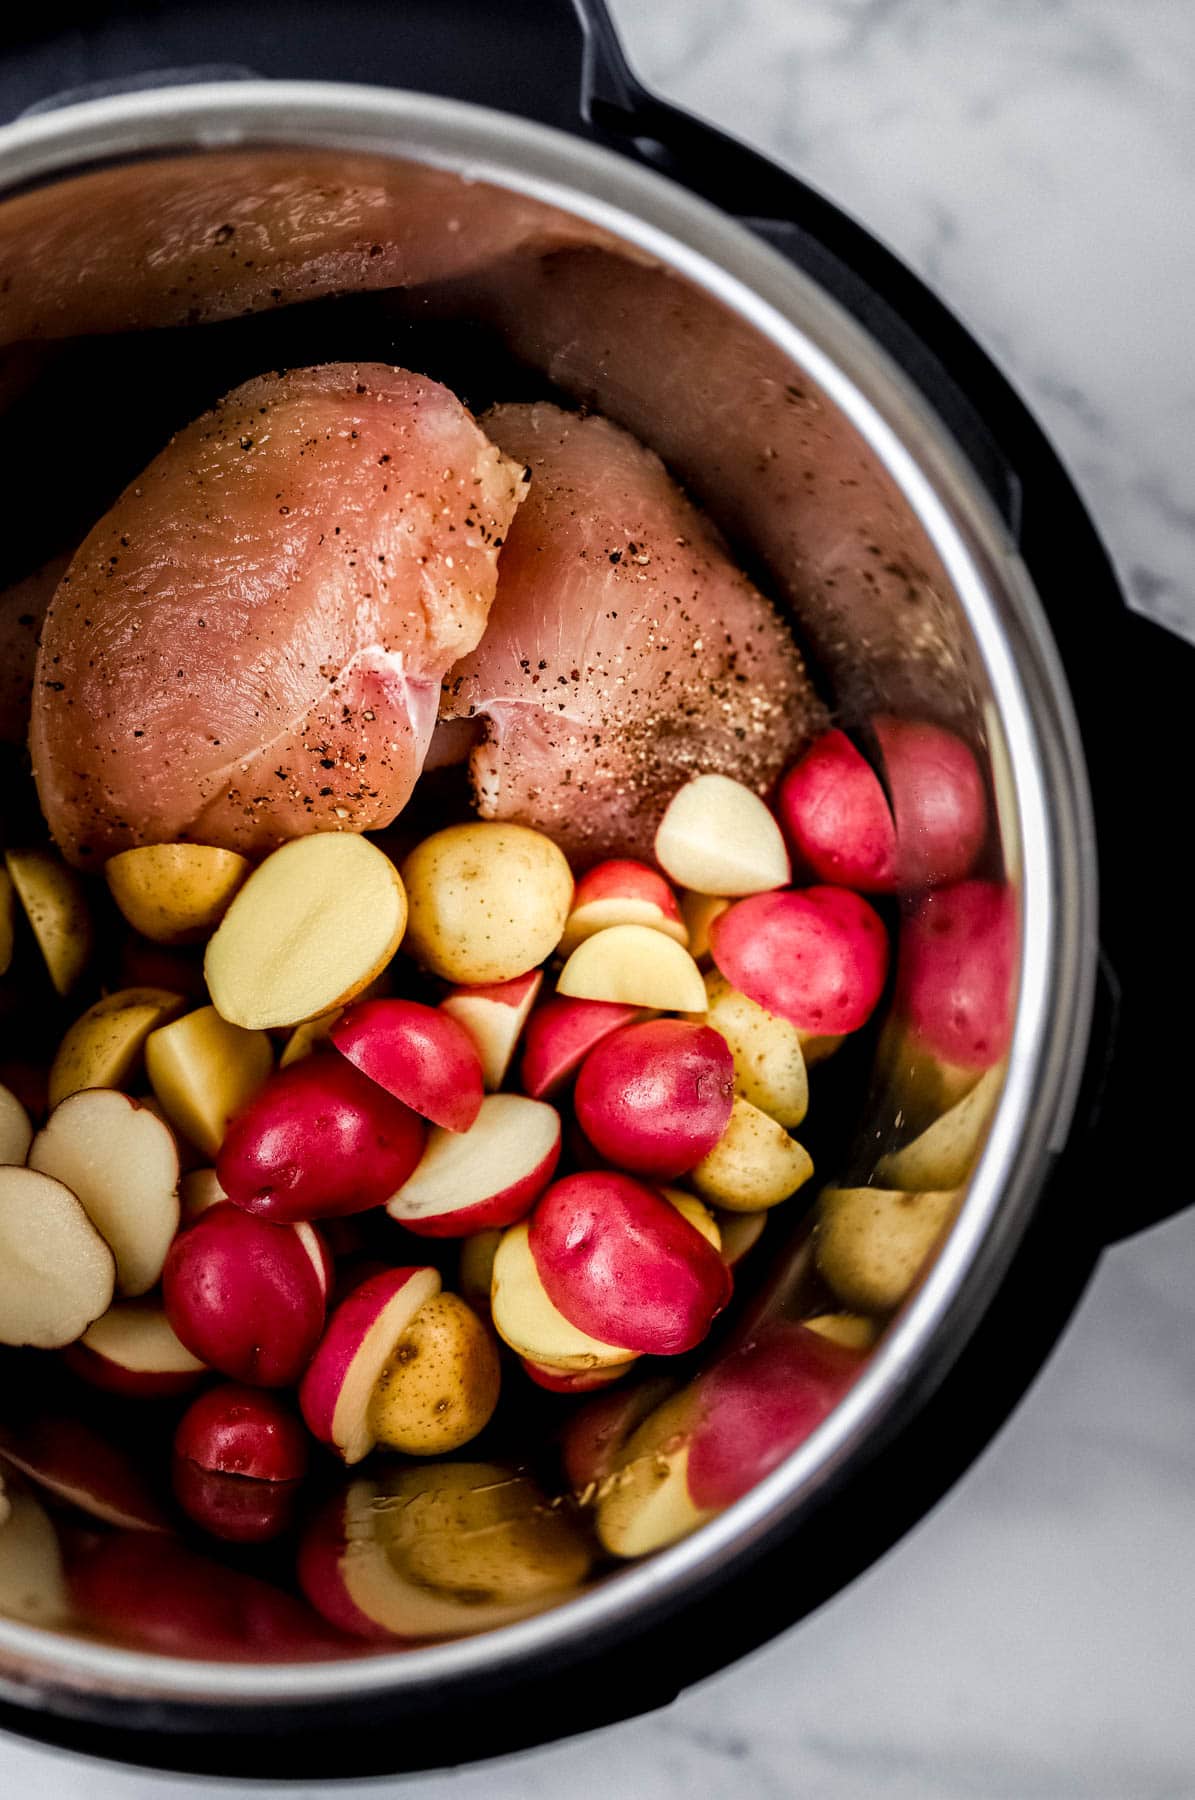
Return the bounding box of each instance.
[440,404,824,863]
[31,363,527,866]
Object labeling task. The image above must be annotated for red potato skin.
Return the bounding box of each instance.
[162,1203,329,1387]
[62,1342,205,1400]
[520,1357,631,1395]
[217,1055,426,1222]
[686,1322,863,1510]
[570,860,683,919]
[896,879,1015,1069]
[779,722,986,893]
[710,887,889,1035]
[297,1493,403,1642]
[529,1172,732,1356]
[330,998,484,1133]
[874,717,987,889]
[573,1019,734,1179]
[559,1376,676,1492]
[70,1532,345,1660]
[520,996,642,1101]
[397,1155,561,1239]
[172,1387,308,1543]
[298,1266,435,1451]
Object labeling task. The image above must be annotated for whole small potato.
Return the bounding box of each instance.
[816,1185,960,1314]
[368,1291,501,1456]
[401,823,573,985]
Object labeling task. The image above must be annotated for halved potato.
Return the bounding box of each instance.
[689,1098,813,1212]
[105,843,250,944]
[145,1004,273,1157]
[3,847,93,995]
[0,1166,115,1348]
[695,970,808,1129]
[206,834,406,1031]
[0,1482,70,1626]
[816,1186,960,1314]
[0,1082,32,1166]
[48,986,185,1108]
[876,1064,1004,1192]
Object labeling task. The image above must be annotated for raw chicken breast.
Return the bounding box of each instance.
[31,364,526,866]
[441,404,824,863]
[0,152,616,349]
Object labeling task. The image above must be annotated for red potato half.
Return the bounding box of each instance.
[439,969,542,1091]
[490,1223,637,1373]
[300,1267,499,1462]
[710,886,889,1036]
[0,1166,115,1348]
[0,1415,171,1532]
[529,1172,732,1356]
[574,1018,734,1179]
[217,1054,425,1223]
[386,1093,561,1237]
[65,1296,207,1398]
[896,880,1015,1071]
[298,1462,592,1643]
[559,860,687,955]
[559,1373,676,1494]
[162,1202,330,1387]
[520,995,643,1101]
[597,1322,861,1556]
[173,1384,309,1544]
[778,722,986,892]
[71,1532,341,1661]
[28,1089,180,1296]
[330,998,483,1132]
[520,1357,634,1394]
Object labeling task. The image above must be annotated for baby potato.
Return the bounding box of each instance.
[48,986,185,1108]
[689,1097,813,1212]
[105,844,250,944]
[401,823,573,985]
[206,833,407,1031]
[368,1291,501,1456]
[816,1185,960,1314]
[3,847,93,996]
[145,1005,274,1158]
[876,1063,1004,1192]
[696,970,808,1129]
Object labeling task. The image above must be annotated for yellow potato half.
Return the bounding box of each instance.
[4,848,93,996]
[48,987,185,1108]
[105,844,250,944]
[205,833,406,1031]
[695,970,808,1129]
[401,822,572,985]
[876,1064,1004,1192]
[145,1005,273,1158]
[816,1186,960,1315]
[689,1097,814,1212]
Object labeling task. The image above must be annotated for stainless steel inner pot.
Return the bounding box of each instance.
[0,82,1096,1751]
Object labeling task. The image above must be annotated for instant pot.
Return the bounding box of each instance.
[0,0,1187,1777]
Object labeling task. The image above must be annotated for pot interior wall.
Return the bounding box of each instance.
[0,147,1014,1667]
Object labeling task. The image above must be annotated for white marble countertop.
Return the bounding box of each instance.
[3,1,1194,1794]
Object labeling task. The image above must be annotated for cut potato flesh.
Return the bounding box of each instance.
[105,843,251,944]
[4,847,93,996]
[491,1223,635,1371]
[876,1064,1004,1192]
[206,833,407,1031]
[0,1166,115,1347]
[30,1091,180,1297]
[595,1393,709,1558]
[48,986,185,1108]
[80,1298,206,1377]
[655,773,790,896]
[557,925,706,1012]
[145,1005,273,1158]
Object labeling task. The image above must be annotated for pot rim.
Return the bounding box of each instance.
[0,80,1097,1708]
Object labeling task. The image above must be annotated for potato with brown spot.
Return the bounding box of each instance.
[368,1291,501,1456]
[401,822,573,985]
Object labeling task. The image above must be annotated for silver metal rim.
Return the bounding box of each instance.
[0,81,1098,1708]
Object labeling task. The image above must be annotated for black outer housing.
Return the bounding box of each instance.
[0,0,1187,1777]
